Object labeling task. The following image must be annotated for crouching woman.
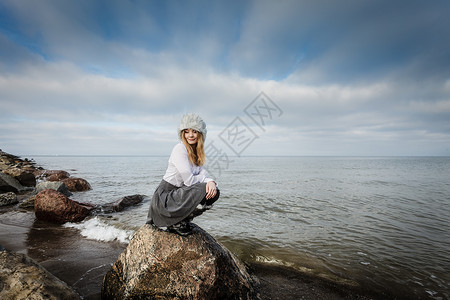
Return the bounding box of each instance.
[146,113,219,236]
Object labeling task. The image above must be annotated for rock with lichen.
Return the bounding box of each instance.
[102,224,260,299]
[0,249,80,300]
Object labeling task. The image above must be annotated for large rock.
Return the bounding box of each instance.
[35,181,73,197]
[0,172,27,193]
[102,224,260,300]
[34,189,94,224]
[2,167,36,187]
[63,177,92,192]
[0,192,18,207]
[0,249,80,300]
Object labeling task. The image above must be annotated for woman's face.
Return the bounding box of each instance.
[184,129,198,145]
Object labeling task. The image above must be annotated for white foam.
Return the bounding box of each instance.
[64,216,134,243]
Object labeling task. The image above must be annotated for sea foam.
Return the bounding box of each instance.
[64,216,135,244]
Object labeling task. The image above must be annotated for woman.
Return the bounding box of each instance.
[147,113,220,236]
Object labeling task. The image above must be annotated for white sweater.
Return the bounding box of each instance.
[163,143,214,187]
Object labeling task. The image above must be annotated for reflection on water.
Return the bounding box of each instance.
[26,219,80,261]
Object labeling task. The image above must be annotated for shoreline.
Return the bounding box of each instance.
[0,208,386,300]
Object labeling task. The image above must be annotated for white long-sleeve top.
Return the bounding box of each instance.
[163,143,214,187]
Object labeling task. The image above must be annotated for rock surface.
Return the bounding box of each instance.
[0,192,18,207]
[34,189,94,224]
[35,181,73,197]
[2,167,36,187]
[0,150,24,170]
[63,177,92,192]
[102,224,260,300]
[18,195,36,209]
[113,194,145,212]
[0,172,28,193]
[34,169,70,180]
[0,249,80,300]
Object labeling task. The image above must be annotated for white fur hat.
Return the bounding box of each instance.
[178,113,207,140]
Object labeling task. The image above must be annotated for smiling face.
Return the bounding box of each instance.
[184,128,199,145]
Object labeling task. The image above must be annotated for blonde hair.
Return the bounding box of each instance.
[181,131,206,166]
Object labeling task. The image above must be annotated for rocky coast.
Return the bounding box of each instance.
[0,150,382,299]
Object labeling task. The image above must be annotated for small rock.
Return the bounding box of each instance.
[18,195,36,209]
[0,192,18,207]
[47,172,70,181]
[0,249,80,299]
[113,194,145,212]
[34,189,94,224]
[34,169,70,180]
[63,177,92,192]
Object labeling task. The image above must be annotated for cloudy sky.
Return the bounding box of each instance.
[1,0,449,157]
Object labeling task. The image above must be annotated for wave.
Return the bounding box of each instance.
[63,216,135,244]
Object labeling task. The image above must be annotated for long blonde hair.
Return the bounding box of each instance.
[181,131,206,166]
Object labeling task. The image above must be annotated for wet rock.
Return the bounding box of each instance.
[34,189,95,224]
[18,195,36,209]
[2,167,36,187]
[0,192,18,207]
[47,172,70,181]
[0,150,21,171]
[0,249,80,300]
[0,172,28,193]
[113,194,145,212]
[102,224,260,300]
[0,160,10,171]
[63,177,92,192]
[35,181,73,197]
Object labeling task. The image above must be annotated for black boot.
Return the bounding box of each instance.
[167,221,192,236]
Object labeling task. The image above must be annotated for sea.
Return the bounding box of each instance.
[12,156,450,299]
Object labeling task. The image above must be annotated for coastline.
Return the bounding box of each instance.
[0,207,384,300]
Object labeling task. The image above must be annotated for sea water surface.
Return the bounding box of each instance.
[25,156,450,299]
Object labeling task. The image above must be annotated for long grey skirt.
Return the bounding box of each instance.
[147,179,208,227]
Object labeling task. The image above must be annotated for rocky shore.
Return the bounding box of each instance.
[0,150,383,299]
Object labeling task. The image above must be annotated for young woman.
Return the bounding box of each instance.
[146,113,219,236]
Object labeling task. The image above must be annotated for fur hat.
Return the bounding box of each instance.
[178,113,207,141]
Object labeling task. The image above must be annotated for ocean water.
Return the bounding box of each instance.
[30,156,450,299]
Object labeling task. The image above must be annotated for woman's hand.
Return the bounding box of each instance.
[205,181,217,200]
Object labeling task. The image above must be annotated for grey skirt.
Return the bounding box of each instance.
[147,180,208,227]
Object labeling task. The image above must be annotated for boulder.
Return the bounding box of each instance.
[3,167,36,187]
[113,194,145,212]
[63,177,92,192]
[0,192,18,207]
[102,224,260,300]
[35,181,73,197]
[34,189,94,224]
[0,172,27,193]
[0,249,80,300]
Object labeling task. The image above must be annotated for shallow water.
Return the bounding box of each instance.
[11,155,450,299]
